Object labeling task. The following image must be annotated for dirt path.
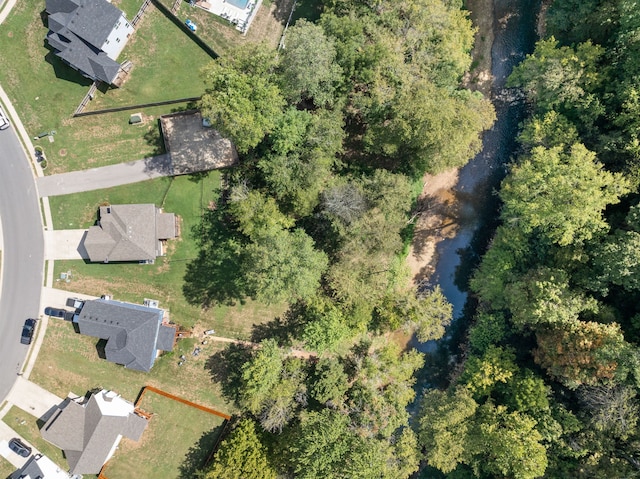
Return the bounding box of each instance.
[407,0,495,286]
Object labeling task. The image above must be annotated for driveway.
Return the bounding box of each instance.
[5,377,63,421]
[44,229,88,260]
[36,154,172,197]
[0,424,35,469]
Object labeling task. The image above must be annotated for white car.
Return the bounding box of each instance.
[0,106,9,130]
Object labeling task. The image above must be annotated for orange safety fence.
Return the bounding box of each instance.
[135,385,232,420]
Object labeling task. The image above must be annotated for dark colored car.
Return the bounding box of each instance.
[8,438,31,457]
[20,319,37,345]
[44,306,67,318]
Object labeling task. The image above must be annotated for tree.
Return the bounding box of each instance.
[459,346,518,400]
[203,418,276,479]
[243,228,328,303]
[239,339,285,414]
[518,111,580,150]
[418,387,478,473]
[279,20,343,108]
[311,358,349,406]
[290,409,353,479]
[507,38,605,128]
[200,45,284,153]
[592,230,640,293]
[373,287,452,342]
[534,320,628,388]
[468,403,548,479]
[468,312,509,354]
[500,143,629,246]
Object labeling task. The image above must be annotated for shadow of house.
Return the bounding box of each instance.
[40,390,148,475]
[44,0,134,86]
[73,298,177,372]
[82,204,177,263]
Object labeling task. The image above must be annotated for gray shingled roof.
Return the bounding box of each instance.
[84,204,176,263]
[45,0,125,84]
[74,299,173,372]
[41,391,148,475]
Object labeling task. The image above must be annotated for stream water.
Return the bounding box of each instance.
[410,0,541,358]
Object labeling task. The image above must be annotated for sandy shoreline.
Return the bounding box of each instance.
[406,0,495,287]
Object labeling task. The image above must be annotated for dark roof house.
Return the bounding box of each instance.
[83,204,177,263]
[74,298,176,372]
[41,390,148,475]
[45,0,134,84]
[9,453,73,479]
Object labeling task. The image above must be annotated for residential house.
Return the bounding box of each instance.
[73,298,176,372]
[41,390,148,475]
[83,204,177,263]
[45,0,134,85]
[9,453,74,479]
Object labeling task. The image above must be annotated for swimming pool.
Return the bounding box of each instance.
[226,0,250,9]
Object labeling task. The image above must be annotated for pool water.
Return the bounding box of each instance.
[226,0,250,9]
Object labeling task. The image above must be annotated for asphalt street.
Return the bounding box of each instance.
[0,126,44,401]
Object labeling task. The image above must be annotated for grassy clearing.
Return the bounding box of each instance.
[101,390,226,479]
[49,174,287,337]
[1,406,69,473]
[0,1,209,174]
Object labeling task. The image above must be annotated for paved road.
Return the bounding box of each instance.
[0,126,45,402]
[36,153,172,197]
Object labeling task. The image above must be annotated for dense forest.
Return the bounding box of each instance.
[189,0,640,476]
[419,0,640,477]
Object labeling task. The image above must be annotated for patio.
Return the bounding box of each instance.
[193,0,262,34]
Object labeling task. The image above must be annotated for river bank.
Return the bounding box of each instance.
[406,0,495,287]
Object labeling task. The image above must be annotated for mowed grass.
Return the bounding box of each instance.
[0,1,212,174]
[101,390,226,479]
[0,455,16,479]
[2,406,69,474]
[49,174,288,337]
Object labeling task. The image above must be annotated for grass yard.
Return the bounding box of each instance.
[0,1,210,174]
[0,456,16,479]
[49,174,288,337]
[1,406,69,474]
[101,389,226,479]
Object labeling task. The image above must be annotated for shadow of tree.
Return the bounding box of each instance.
[178,423,226,479]
[204,343,254,404]
[250,304,306,346]
[183,206,248,307]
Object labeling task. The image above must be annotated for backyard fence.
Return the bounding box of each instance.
[132,0,152,27]
[73,81,99,116]
[72,96,201,117]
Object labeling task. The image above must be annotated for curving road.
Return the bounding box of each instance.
[0,126,44,401]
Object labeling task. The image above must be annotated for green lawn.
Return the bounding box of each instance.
[0,456,15,479]
[2,406,70,475]
[49,174,287,337]
[101,390,226,479]
[0,1,212,174]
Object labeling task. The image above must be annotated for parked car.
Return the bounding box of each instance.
[44,306,67,318]
[0,106,9,130]
[21,319,37,345]
[185,19,197,31]
[8,438,31,457]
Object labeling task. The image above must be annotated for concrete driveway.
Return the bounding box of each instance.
[0,424,34,469]
[44,230,88,260]
[5,377,63,421]
[36,154,172,197]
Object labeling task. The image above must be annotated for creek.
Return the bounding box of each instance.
[410,0,541,359]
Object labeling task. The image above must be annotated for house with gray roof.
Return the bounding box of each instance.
[9,453,73,479]
[83,204,177,263]
[74,298,176,372]
[45,0,134,85]
[41,390,147,475]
